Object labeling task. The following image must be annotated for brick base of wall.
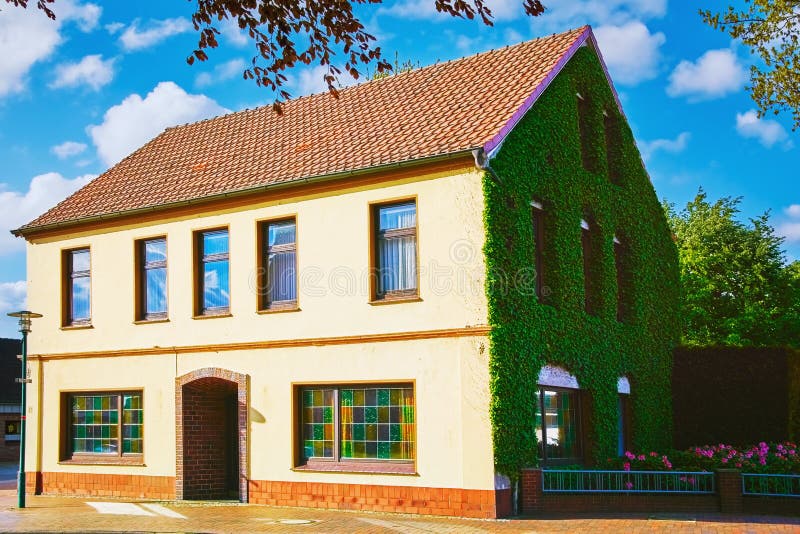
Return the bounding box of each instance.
[248,479,504,518]
[743,496,800,517]
[24,472,506,518]
[26,472,175,500]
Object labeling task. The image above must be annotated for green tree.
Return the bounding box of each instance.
[664,189,800,347]
[701,1,800,130]
[4,0,544,107]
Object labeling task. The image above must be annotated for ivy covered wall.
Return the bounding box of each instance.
[484,45,681,477]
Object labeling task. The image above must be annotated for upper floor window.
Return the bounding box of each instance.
[604,110,623,186]
[63,248,91,326]
[531,200,545,302]
[258,218,297,310]
[195,228,230,316]
[372,200,418,301]
[581,219,597,315]
[136,237,167,321]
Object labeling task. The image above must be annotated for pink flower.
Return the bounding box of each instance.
[625,451,635,460]
[638,455,646,461]
[623,462,631,471]
[650,452,657,457]
[624,481,633,490]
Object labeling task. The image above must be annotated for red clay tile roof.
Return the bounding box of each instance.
[20,26,590,233]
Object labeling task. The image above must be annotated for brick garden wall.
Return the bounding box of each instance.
[520,468,799,517]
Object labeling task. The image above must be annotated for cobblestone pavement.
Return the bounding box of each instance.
[1,491,799,533]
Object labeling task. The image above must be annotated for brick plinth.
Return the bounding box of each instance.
[248,480,500,518]
[25,472,175,499]
[717,469,743,513]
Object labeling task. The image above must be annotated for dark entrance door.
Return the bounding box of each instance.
[181,377,240,500]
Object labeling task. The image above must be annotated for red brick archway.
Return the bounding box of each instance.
[176,368,249,502]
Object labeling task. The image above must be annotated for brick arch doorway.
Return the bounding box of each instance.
[176,368,249,502]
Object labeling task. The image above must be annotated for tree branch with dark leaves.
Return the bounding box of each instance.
[3,0,546,111]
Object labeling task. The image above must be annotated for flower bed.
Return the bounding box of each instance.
[604,442,799,474]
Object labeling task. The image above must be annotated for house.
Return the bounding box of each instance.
[0,338,22,462]
[13,26,679,518]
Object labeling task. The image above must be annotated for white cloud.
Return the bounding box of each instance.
[105,22,125,35]
[667,48,747,100]
[735,109,791,148]
[0,7,62,97]
[219,18,249,47]
[195,58,246,88]
[785,204,800,218]
[537,0,666,30]
[0,172,94,253]
[119,18,192,51]
[0,1,101,98]
[0,281,27,317]
[51,141,88,159]
[638,131,690,161]
[294,65,359,97]
[55,0,101,32]
[594,21,665,85]
[88,81,229,167]
[778,222,800,243]
[50,54,115,91]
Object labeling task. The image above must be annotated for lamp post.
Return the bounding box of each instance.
[7,311,42,509]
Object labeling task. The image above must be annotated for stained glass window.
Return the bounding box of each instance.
[302,388,334,459]
[300,385,415,463]
[69,392,142,457]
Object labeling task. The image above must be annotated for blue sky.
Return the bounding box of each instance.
[0,0,797,338]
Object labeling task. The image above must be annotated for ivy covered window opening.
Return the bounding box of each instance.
[581,218,598,315]
[298,384,415,471]
[531,200,546,301]
[577,92,596,172]
[604,110,623,186]
[614,236,631,322]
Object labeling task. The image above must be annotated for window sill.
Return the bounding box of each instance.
[60,324,93,331]
[293,461,417,476]
[60,456,145,466]
[192,312,232,320]
[133,318,170,325]
[257,304,301,315]
[369,296,422,306]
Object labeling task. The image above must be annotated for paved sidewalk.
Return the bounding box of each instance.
[1,491,799,533]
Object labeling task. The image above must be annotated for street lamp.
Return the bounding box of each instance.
[7,310,42,509]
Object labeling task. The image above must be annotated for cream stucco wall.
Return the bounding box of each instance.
[27,336,495,490]
[25,164,488,356]
[23,164,496,491]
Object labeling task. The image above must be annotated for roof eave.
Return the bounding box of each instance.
[13,149,477,239]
